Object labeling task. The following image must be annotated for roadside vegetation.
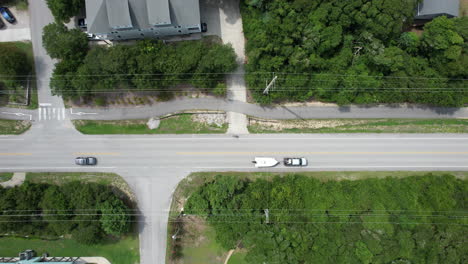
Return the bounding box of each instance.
[0,0,28,10]
[0,119,31,134]
[73,114,228,134]
[0,172,138,263]
[168,171,467,264]
[248,118,468,133]
[0,41,35,108]
[241,1,467,106]
[0,173,13,182]
[42,22,237,102]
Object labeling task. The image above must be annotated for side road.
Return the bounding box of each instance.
[2,99,467,121]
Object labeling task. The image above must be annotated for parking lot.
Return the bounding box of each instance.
[0,6,30,42]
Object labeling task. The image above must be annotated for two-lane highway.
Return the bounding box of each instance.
[1,134,468,172]
[1,133,468,264]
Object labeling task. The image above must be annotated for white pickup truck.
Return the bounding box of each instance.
[283,157,308,166]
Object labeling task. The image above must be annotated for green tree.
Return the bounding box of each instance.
[42,22,88,60]
[46,0,84,22]
[0,45,29,89]
[40,186,72,235]
[73,223,103,245]
[99,198,130,236]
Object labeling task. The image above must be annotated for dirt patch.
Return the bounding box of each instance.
[192,113,227,127]
[249,118,370,131]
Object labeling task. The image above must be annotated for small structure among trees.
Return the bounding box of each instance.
[415,0,460,25]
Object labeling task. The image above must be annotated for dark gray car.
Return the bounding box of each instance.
[75,157,97,165]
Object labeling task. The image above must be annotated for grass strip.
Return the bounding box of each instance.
[0,119,31,134]
[0,236,139,264]
[0,172,13,182]
[248,118,468,133]
[73,114,227,134]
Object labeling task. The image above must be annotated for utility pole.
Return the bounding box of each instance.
[263,75,278,94]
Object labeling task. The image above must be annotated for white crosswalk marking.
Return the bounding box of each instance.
[37,107,68,122]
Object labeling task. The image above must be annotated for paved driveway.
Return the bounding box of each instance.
[0,6,30,41]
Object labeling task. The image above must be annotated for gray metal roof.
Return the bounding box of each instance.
[147,0,171,25]
[170,0,200,26]
[86,0,201,35]
[106,0,133,29]
[416,0,459,17]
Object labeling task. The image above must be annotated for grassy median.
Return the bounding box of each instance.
[248,118,468,133]
[73,114,227,134]
[0,119,31,134]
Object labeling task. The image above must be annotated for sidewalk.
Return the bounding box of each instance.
[218,0,249,134]
[3,99,468,121]
[0,172,25,188]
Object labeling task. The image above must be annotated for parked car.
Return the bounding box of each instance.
[75,157,97,165]
[0,7,16,24]
[283,157,308,166]
[252,157,279,168]
[0,17,5,29]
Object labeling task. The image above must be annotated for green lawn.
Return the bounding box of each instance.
[227,251,248,264]
[0,172,13,182]
[248,118,468,133]
[0,236,139,264]
[73,114,227,134]
[177,223,227,264]
[0,119,31,134]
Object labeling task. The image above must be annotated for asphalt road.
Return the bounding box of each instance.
[1,132,468,263]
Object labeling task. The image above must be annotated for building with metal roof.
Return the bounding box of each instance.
[0,250,80,264]
[415,0,459,23]
[85,0,202,41]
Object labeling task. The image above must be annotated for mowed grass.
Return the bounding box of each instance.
[73,114,227,134]
[227,251,248,264]
[248,118,468,133]
[0,236,139,264]
[0,172,13,182]
[0,119,31,134]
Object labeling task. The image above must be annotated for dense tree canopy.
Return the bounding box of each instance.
[241,0,468,106]
[0,44,29,89]
[185,174,467,263]
[50,39,237,99]
[42,22,89,60]
[46,0,84,22]
[0,182,132,244]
